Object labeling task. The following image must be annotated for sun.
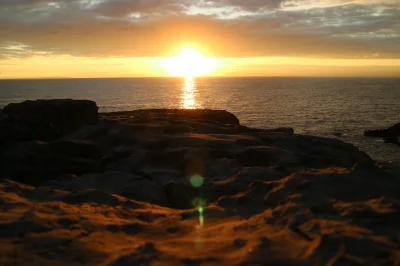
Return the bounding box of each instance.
[164,48,216,78]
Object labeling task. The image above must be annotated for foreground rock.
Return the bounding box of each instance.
[0,140,102,185]
[0,101,399,266]
[365,123,400,146]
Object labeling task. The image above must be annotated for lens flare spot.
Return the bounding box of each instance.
[198,207,204,214]
[199,215,204,228]
[190,174,204,188]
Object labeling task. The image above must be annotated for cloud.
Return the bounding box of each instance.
[0,0,55,6]
[209,0,286,11]
[90,0,190,16]
[0,0,399,59]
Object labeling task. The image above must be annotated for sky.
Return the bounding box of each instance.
[0,0,399,78]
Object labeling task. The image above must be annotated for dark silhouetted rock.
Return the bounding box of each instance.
[365,123,400,146]
[164,182,199,209]
[0,118,59,151]
[3,99,98,134]
[58,171,168,206]
[101,109,240,125]
[364,123,400,138]
[264,127,295,135]
[384,135,400,146]
[51,140,102,160]
[0,141,101,185]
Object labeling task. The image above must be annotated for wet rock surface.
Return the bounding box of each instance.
[0,100,399,266]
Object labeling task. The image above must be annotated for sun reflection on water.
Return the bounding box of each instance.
[181,77,199,109]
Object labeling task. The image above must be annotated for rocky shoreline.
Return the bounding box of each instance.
[1,100,399,266]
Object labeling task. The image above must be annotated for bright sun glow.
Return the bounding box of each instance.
[164,48,217,77]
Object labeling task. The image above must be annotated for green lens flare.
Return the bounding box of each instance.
[198,207,204,228]
[192,199,206,229]
[199,215,204,228]
[190,174,204,188]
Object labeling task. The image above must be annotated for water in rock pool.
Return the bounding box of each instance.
[0,77,399,163]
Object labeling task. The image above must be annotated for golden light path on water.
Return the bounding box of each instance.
[181,77,199,109]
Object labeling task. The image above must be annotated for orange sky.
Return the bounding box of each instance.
[1,0,399,78]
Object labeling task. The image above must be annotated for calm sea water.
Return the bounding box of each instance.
[0,77,399,163]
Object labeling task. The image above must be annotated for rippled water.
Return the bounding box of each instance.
[0,77,399,163]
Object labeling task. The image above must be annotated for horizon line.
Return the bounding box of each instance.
[1,75,400,81]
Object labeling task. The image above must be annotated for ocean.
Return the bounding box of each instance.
[0,77,399,163]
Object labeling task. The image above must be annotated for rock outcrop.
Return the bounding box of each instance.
[2,99,98,135]
[0,100,399,266]
[364,123,400,146]
[101,109,240,125]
